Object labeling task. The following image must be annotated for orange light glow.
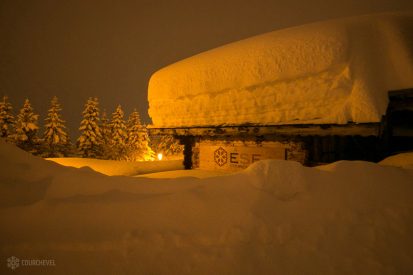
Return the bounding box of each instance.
[157,153,163,161]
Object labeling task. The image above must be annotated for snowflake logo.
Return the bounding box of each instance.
[7,256,20,270]
[214,147,228,166]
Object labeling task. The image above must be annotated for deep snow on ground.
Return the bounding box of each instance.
[148,12,413,127]
[1,140,413,274]
[47,157,184,176]
[379,152,413,169]
[136,169,232,179]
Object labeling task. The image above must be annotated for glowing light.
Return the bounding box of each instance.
[157,153,163,161]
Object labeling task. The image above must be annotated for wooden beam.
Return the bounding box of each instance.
[148,123,381,137]
[179,136,195,169]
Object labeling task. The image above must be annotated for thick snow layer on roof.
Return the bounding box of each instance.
[2,140,413,273]
[148,12,413,127]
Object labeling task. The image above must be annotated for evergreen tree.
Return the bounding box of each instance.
[126,109,154,161]
[140,124,155,161]
[100,109,112,159]
[109,105,128,160]
[77,97,103,158]
[14,99,40,153]
[153,135,183,157]
[0,96,14,140]
[42,96,70,157]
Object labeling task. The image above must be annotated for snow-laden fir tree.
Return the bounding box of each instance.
[0,96,14,140]
[100,109,112,159]
[101,110,111,144]
[109,105,128,160]
[153,134,183,158]
[77,97,103,158]
[140,124,155,161]
[14,99,40,153]
[126,109,154,161]
[42,96,71,157]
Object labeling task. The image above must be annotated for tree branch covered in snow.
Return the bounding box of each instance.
[42,96,71,157]
[13,99,40,154]
[77,97,103,158]
[0,96,14,140]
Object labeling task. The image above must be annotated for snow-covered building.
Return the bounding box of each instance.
[148,12,413,170]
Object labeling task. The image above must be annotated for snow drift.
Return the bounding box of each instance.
[379,151,413,169]
[47,157,183,176]
[1,140,413,274]
[148,12,413,127]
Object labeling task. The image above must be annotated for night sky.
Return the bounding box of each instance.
[1,0,412,137]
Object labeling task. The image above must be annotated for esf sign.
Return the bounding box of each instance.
[213,147,261,167]
[199,144,287,170]
[229,152,262,165]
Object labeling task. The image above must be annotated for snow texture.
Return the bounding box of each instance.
[136,169,231,179]
[48,157,183,176]
[379,152,413,169]
[1,140,413,273]
[148,12,413,127]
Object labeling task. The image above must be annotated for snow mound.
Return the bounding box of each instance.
[2,140,413,274]
[136,169,232,179]
[148,12,413,127]
[245,160,310,200]
[379,152,413,169]
[48,157,183,176]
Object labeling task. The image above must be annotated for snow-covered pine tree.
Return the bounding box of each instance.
[153,134,183,157]
[109,105,128,160]
[140,123,155,161]
[126,109,142,160]
[0,96,14,140]
[101,110,111,144]
[77,97,103,158]
[100,109,112,159]
[126,109,154,161]
[42,96,71,157]
[14,99,40,153]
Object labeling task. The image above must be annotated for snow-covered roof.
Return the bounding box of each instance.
[148,12,413,128]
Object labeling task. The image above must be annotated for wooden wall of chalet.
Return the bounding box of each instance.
[193,140,307,171]
[149,122,383,169]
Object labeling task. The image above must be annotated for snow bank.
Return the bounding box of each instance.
[379,152,413,169]
[136,169,232,179]
[148,12,413,127]
[47,157,183,176]
[1,140,413,274]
